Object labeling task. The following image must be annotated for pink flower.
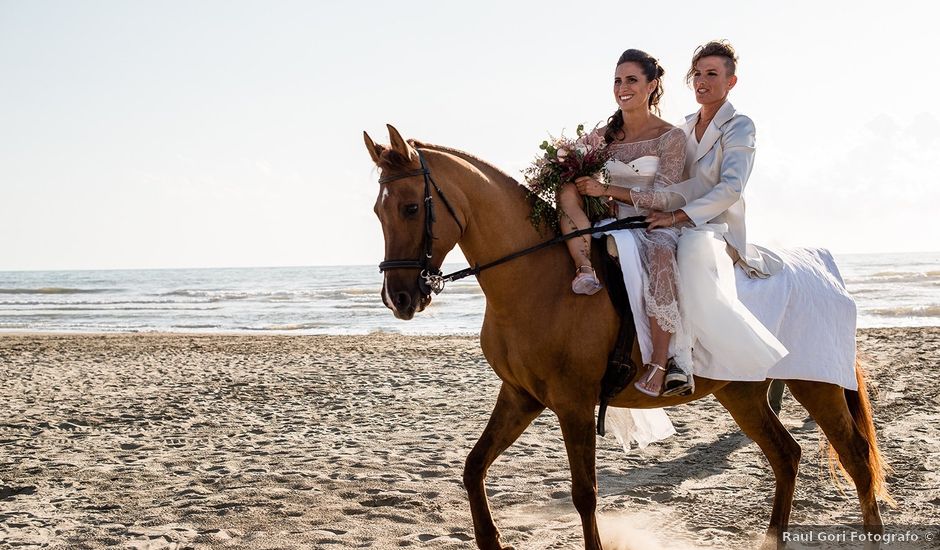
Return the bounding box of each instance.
[578,130,604,149]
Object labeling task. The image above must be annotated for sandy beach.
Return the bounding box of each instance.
[1,328,937,549]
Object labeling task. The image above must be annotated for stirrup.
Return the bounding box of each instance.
[571,265,602,295]
[634,363,666,397]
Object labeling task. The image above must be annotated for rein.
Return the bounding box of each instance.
[439,216,648,285]
[378,149,649,295]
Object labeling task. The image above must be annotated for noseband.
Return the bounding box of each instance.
[377,150,464,296]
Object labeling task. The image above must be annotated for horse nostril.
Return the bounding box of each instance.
[394,291,411,310]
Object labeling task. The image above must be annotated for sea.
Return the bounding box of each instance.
[0,252,938,335]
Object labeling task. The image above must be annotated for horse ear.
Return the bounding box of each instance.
[387,124,416,161]
[363,131,382,165]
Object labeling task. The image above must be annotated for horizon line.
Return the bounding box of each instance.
[2,250,939,273]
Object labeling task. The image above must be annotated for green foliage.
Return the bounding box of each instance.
[523,125,611,233]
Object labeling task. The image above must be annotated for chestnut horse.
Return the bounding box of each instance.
[364,125,889,550]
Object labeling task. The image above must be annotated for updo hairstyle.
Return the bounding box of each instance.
[604,49,665,144]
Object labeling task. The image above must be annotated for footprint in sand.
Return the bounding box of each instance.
[0,485,37,499]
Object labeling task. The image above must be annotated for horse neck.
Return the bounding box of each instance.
[423,147,568,310]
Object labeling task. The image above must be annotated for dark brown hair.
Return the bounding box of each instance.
[686,40,738,84]
[604,49,665,144]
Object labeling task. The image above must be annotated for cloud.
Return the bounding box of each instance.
[747,113,940,253]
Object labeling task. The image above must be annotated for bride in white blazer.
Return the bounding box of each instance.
[677,93,782,276]
[645,41,788,394]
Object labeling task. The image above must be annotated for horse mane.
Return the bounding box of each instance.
[375,138,534,216]
[408,140,525,192]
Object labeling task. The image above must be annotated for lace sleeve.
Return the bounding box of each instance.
[630,128,688,211]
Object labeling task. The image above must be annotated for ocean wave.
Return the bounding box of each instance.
[159,288,389,302]
[1,321,146,332]
[0,299,191,307]
[332,305,383,311]
[847,270,940,284]
[0,287,119,295]
[315,289,382,300]
[336,288,376,296]
[161,289,312,303]
[240,322,334,331]
[872,269,940,277]
[160,289,252,300]
[845,287,881,296]
[869,304,940,318]
[1,305,222,312]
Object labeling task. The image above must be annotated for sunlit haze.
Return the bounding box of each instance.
[2,1,937,271]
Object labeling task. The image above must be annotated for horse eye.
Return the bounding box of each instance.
[403,204,419,217]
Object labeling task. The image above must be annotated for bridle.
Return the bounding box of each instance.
[377,147,649,297]
[377,150,463,296]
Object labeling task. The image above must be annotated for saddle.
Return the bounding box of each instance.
[595,236,639,436]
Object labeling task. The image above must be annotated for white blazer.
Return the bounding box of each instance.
[679,101,783,278]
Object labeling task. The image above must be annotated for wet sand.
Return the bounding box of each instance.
[0,328,937,549]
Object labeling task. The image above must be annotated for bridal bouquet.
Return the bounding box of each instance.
[523,124,611,231]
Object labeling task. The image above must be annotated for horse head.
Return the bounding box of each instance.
[364,124,464,320]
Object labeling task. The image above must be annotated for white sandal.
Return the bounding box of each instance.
[634,363,666,397]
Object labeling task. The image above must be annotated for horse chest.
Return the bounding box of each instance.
[480,330,568,401]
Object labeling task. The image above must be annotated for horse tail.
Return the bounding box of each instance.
[827,359,895,506]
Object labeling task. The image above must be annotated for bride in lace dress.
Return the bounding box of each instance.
[558,49,689,397]
[559,48,791,449]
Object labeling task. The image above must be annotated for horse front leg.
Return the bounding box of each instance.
[558,406,604,550]
[464,383,545,550]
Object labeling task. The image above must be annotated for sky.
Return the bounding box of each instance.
[1,1,938,271]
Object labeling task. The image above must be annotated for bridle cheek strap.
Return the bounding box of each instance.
[378,150,464,295]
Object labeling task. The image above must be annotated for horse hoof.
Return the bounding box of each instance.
[759,534,781,550]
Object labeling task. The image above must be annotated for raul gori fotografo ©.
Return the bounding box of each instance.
[782,528,933,545]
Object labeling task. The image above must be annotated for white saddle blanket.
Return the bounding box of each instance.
[735,246,858,390]
[603,230,858,391]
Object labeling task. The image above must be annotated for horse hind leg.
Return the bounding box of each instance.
[786,375,886,535]
[464,383,545,550]
[714,381,802,549]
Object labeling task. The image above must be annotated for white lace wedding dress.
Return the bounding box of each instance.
[593,128,788,451]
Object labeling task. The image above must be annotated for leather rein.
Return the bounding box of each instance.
[377,149,649,296]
